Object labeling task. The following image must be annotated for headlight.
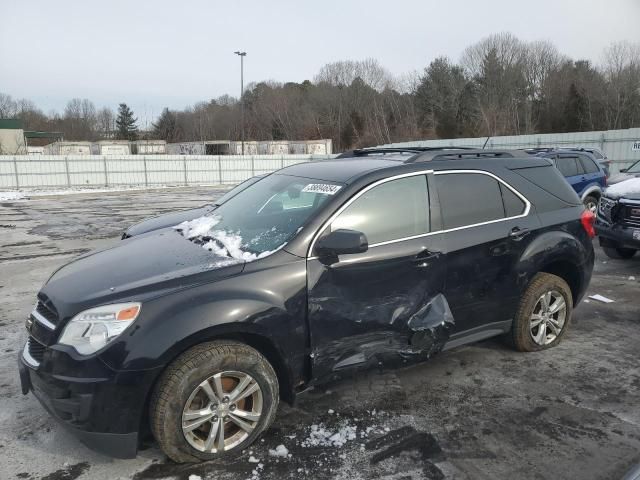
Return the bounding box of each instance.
[58,302,141,355]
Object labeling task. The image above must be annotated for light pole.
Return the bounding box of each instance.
[234,50,247,155]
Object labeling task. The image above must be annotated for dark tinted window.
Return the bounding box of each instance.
[555,156,582,177]
[579,155,599,174]
[513,166,581,205]
[436,173,504,229]
[331,175,429,245]
[500,183,526,217]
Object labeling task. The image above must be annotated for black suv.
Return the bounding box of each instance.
[596,178,640,259]
[18,148,595,462]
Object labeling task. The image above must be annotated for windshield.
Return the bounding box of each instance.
[627,161,640,173]
[175,174,342,260]
[213,174,266,206]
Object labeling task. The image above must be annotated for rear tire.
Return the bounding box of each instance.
[602,246,637,259]
[583,195,599,214]
[150,341,279,463]
[511,273,573,352]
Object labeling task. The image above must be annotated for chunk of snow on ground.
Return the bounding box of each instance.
[248,455,260,463]
[301,423,357,448]
[606,178,640,196]
[268,444,289,458]
[328,409,335,414]
[589,294,614,303]
[188,475,202,480]
[629,276,636,281]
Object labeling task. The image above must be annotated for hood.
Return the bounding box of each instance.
[125,205,215,237]
[42,229,244,316]
[607,172,640,185]
[604,178,640,201]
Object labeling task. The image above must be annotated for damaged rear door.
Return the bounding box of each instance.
[306,172,453,380]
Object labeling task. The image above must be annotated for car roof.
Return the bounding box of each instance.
[279,148,553,184]
[279,158,402,183]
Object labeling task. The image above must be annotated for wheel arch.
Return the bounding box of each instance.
[581,185,602,201]
[519,230,590,307]
[538,259,582,307]
[137,326,297,440]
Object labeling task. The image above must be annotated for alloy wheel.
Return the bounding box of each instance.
[181,371,263,453]
[530,290,567,346]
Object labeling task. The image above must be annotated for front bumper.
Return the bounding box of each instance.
[595,220,640,250]
[18,340,162,459]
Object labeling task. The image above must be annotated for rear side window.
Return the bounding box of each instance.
[579,155,599,174]
[331,175,429,245]
[591,150,603,159]
[435,173,505,229]
[512,165,581,205]
[500,184,526,217]
[555,156,583,177]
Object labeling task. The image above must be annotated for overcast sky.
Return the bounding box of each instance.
[2,0,639,127]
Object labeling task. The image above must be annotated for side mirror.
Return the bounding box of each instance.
[620,168,628,173]
[315,229,368,256]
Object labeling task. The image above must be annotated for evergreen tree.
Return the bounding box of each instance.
[115,103,138,140]
[152,108,178,142]
[564,82,589,132]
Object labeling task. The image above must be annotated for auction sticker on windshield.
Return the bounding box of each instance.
[302,184,342,195]
[633,230,640,241]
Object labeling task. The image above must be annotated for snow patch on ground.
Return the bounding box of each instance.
[0,185,189,202]
[0,191,26,201]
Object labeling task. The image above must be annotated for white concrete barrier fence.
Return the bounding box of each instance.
[0,154,336,190]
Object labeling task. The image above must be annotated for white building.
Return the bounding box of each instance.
[91,140,131,155]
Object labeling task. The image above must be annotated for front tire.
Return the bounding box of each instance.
[583,195,599,214]
[150,341,279,463]
[511,273,573,352]
[602,246,637,259]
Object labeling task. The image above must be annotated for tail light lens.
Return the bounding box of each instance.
[581,209,596,238]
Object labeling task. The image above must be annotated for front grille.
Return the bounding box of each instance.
[598,197,616,223]
[35,300,59,326]
[27,336,46,363]
[623,205,640,228]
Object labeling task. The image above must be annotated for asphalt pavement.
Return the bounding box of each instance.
[0,187,638,480]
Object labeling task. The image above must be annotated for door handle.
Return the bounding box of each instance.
[413,250,441,267]
[509,227,530,241]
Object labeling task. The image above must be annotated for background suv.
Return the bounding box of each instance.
[19,147,595,463]
[532,149,607,213]
[596,177,640,259]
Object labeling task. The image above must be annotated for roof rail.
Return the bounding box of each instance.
[406,149,518,163]
[336,146,476,159]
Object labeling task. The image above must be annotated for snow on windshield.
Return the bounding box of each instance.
[606,178,640,196]
[174,215,281,262]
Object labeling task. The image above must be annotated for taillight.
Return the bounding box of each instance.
[581,209,596,238]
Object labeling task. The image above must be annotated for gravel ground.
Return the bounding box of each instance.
[0,187,639,480]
